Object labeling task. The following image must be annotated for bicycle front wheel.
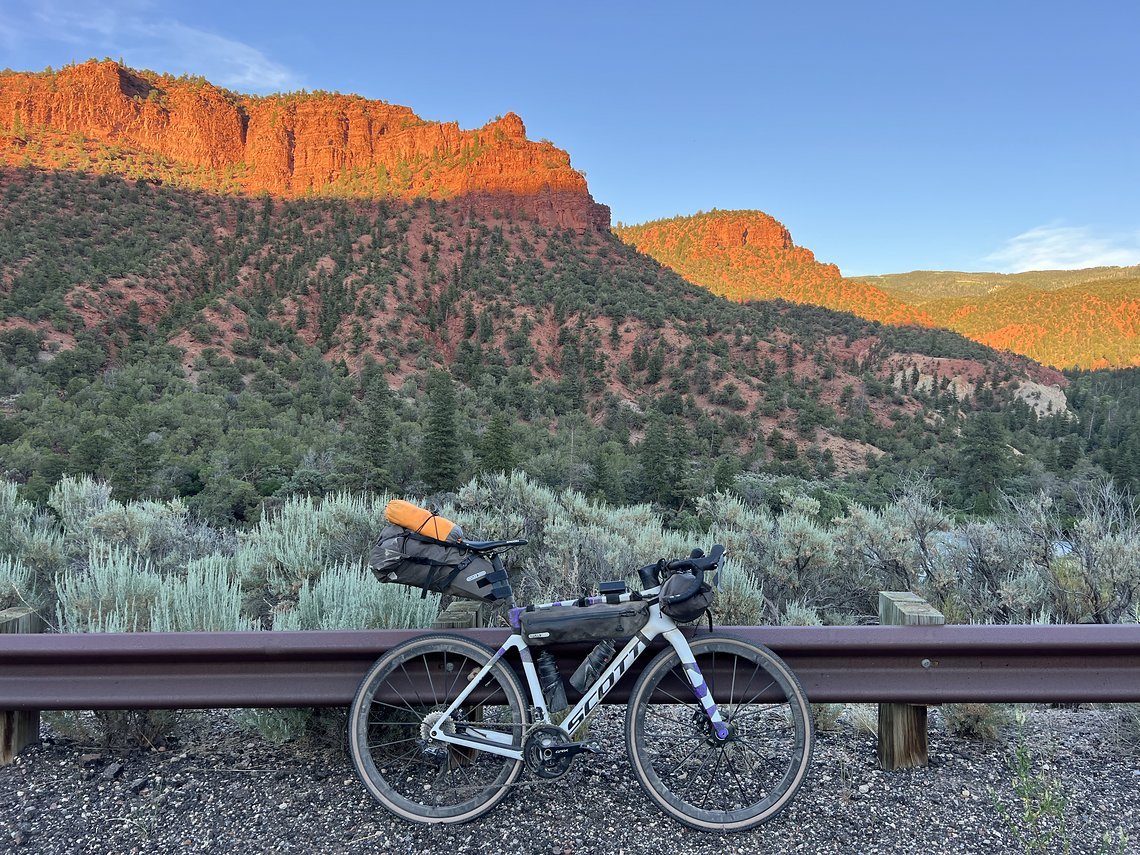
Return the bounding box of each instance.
[348,633,527,824]
[626,633,813,832]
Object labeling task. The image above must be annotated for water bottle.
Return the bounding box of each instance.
[536,650,568,712]
[569,638,616,693]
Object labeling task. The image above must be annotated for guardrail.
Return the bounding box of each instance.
[4,601,1140,768]
[3,623,1139,710]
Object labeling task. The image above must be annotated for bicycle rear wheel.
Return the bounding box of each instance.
[626,633,813,832]
[348,633,527,823]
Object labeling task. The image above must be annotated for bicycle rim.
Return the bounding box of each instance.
[348,634,526,823]
[626,634,813,832]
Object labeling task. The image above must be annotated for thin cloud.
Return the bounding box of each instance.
[9,0,299,93]
[984,224,1140,273]
[131,22,299,92]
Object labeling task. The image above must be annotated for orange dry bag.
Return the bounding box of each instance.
[383,499,463,543]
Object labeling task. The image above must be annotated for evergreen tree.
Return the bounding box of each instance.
[956,411,1013,514]
[638,411,675,507]
[421,370,462,493]
[478,411,515,475]
[110,412,158,500]
[357,376,394,491]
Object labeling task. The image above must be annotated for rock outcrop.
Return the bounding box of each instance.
[615,210,932,327]
[0,61,609,232]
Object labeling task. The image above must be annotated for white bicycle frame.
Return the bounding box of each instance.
[425,599,730,758]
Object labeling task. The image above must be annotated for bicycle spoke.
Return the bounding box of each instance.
[730,662,766,719]
[644,704,692,728]
[421,651,439,706]
[742,686,778,712]
[658,737,706,779]
[676,740,719,801]
[443,651,467,704]
[701,747,726,812]
[724,747,754,808]
[371,683,422,719]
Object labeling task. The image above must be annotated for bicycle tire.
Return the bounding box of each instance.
[348,633,527,823]
[625,633,813,832]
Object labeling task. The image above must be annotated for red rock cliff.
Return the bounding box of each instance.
[0,60,609,232]
[615,210,933,327]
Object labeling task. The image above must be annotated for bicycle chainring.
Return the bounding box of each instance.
[522,724,574,779]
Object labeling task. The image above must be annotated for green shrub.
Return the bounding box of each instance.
[271,560,439,630]
[941,702,1011,741]
[0,554,36,610]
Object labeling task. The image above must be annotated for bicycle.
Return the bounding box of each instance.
[348,540,813,833]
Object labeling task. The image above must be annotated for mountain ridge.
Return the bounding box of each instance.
[0,60,609,233]
[619,210,1140,369]
[614,210,934,327]
[848,267,1140,368]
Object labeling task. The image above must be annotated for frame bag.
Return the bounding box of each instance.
[520,601,650,647]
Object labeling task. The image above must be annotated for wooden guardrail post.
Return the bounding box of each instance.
[433,600,488,630]
[877,592,944,771]
[1,607,43,765]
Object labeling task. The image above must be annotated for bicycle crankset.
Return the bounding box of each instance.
[522,724,600,779]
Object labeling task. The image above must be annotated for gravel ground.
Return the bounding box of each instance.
[1,706,1137,854]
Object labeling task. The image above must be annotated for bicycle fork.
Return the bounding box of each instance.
[665,627,731,741]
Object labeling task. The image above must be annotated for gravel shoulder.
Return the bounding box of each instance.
[1,706,1137,854]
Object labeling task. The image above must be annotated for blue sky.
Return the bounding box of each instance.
[2,0,1138,276]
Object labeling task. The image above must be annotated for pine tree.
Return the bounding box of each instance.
[638,411,675,507]
[421,370,462,493]
[478,411,515,475]
[956,411,1013,514]
[358,376,393,491]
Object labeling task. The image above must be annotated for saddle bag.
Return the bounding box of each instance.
[520,600,650,647]
[368,500,513,602]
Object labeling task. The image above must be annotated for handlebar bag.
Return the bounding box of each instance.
[520,601,650,647]
[659,571,717,623]
[369,523,513,602]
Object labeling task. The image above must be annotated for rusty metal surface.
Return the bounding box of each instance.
[1,624,1139,710]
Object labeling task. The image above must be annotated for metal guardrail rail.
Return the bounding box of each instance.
[3,624,1140,711]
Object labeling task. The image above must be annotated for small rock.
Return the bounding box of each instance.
[102,762,124,781]
[127,778,147,794]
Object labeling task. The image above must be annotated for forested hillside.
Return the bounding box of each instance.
[850,267,1140,369]
[855,266,1140,303]
[0,167,1131,525]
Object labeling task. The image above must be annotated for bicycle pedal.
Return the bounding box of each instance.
[583,740,602,755]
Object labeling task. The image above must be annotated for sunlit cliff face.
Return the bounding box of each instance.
[0,60,609,233]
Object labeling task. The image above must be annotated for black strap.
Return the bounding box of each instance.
[421,555,476,598]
